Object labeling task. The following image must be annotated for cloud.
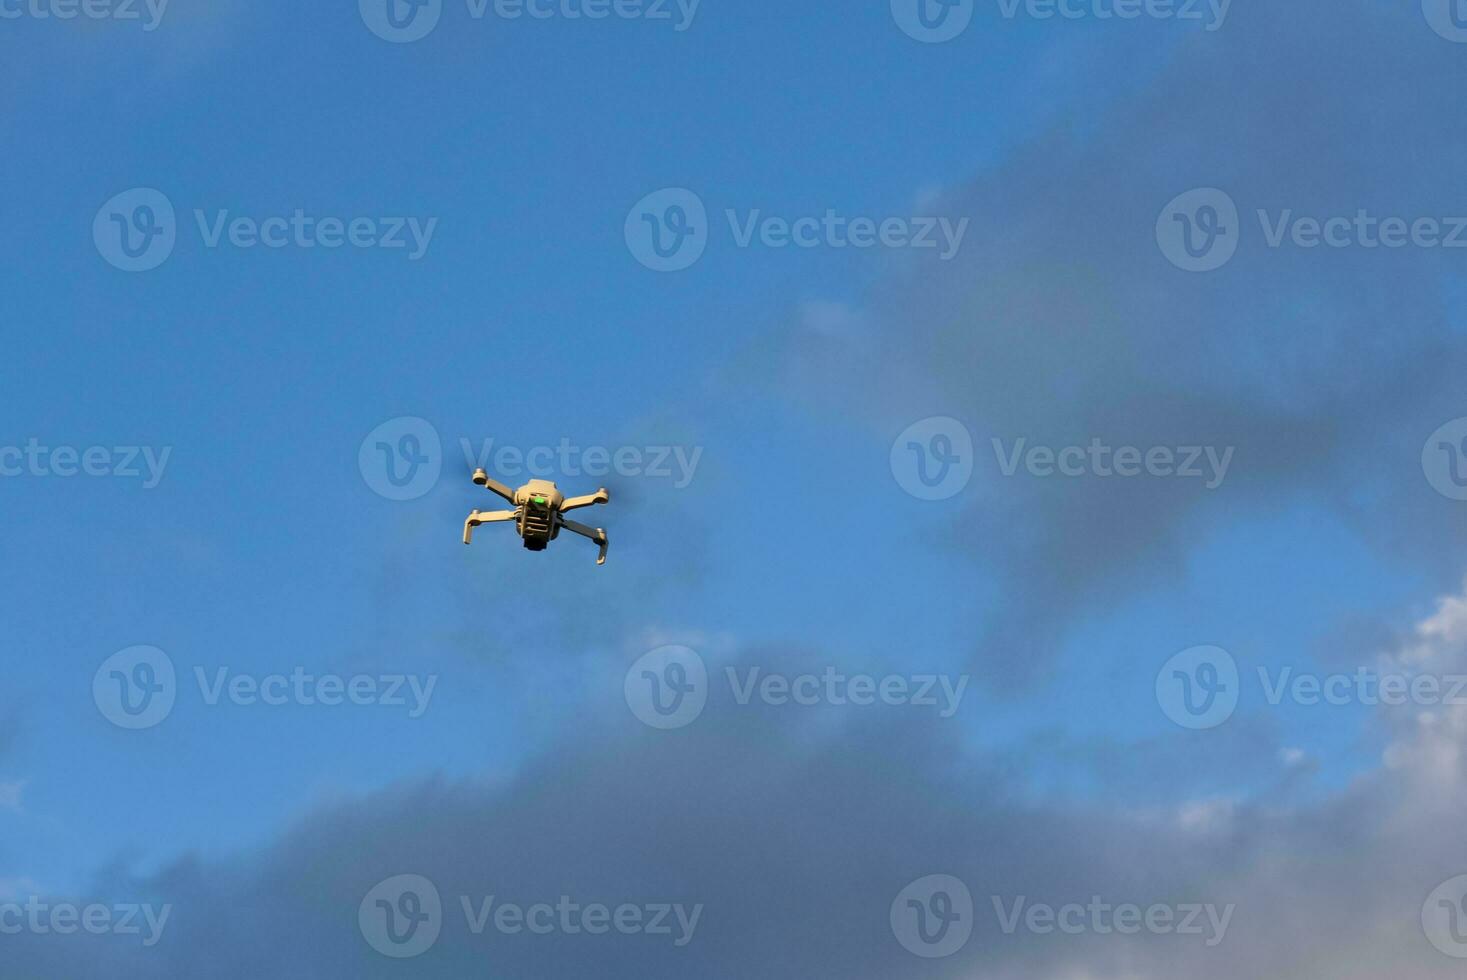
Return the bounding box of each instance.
[0,581,1464,977]
[742,0,1467,683]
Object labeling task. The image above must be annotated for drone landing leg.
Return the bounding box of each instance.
[559,516,608,565]
[463,508,518,545]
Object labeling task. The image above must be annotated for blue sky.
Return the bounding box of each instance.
[0,0,1080,888]
[6,1,1467,977]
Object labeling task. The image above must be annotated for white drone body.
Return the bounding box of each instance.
[463,469,609,565]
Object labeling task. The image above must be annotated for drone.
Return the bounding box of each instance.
[462,468,610,565]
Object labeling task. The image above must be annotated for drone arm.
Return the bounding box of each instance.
[472,468,517,504]
[463,508,518,545]
[560,487,609,514]
[558,516,608,565]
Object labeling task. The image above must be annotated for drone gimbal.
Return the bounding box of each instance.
[462,469,609,565]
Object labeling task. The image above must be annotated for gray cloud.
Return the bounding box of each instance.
[7,601,1467,978]
[740,0,1467,684]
